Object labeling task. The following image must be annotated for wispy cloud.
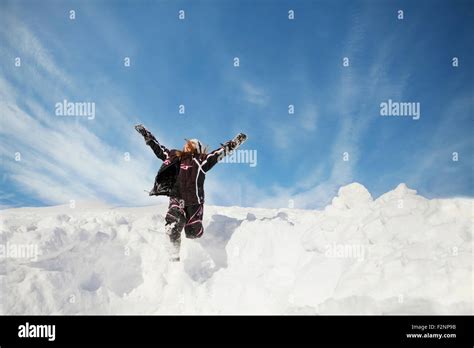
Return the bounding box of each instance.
[243,8,413,209]
[0,79,156,205]
[300,103,318,131]
[1,2,471,210]
[0,16,161,207]
[241,81,270,107]
[406,94,473,193]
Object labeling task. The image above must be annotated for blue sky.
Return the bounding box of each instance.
[0,0,473,209]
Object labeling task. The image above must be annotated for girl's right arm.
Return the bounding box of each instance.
[146,138,170,161]
[135,124,170,161]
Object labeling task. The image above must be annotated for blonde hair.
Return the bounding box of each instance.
[176,140,207,159]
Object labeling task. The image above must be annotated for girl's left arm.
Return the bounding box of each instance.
[201,133,247,172]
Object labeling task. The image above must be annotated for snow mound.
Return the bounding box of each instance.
[0,183,472,314]
[332,182,373,209]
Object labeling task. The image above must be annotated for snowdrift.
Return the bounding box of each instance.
[0,183,472,314]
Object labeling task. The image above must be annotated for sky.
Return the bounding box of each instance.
[0,0,473,209]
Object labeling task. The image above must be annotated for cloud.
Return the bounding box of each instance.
[236,7,413,209]
[0,86,156,206]
[241,81,269,107]
[1,4,469,210]
[406,95,474,191]
[0,15,72,88]
[0,17,160,207]
[300,103,318,131]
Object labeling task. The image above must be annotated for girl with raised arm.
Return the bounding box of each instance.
[135,124,247,261]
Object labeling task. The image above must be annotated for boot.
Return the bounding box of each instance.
[166,236,181,262]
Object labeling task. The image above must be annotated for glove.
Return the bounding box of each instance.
[233,133,247,146]
[135,124,156,144]
[221,133,247,153]
[134,124,147,136]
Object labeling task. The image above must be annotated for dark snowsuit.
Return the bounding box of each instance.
[145,137,231,247]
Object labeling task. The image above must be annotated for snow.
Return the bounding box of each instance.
[0,183,472,314]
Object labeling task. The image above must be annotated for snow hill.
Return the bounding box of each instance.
[0,183,472,314]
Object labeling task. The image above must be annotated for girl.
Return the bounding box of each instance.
[135,124,247,261]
